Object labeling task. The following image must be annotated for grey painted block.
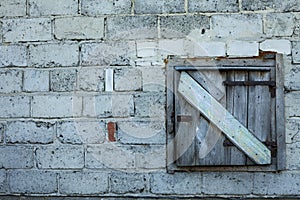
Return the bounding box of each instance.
[9,170,57,194]
[29,43,79,67]
[29,0,78,16]
[253,172,300,195]
[0,69,22,93]
[286,119,300,143]
[50,69,77,92]
[83,95,134,118]
[36,145,84,169]
[286,142,300,170]
[0,0,26,17]
[110,172,149,194]
[81,41,135,66]
[203,172,253,195]
[160,15,210,38]
[54,17,104,40]
[135,145,165,169]
[134,93,165,118]
[264,13,294,36]
[188,0,239,12]
[107,16,158,40]
[0,96,30,118]
[81,0,131,15]
[114,68,142,91]
[117,120,165,145]
[0,45,27,67]
[6,121,55,144]
[57,121,105,144]
[242,0,300,11]
[0,146,34,168]
[292,42,300,64]
[134,0,184,14]
[32,95,82,118]
[150,172,202,194]
[285,91,300,117]
[77,68,104,92]
[59,171,108,195]
[0,170,6,193]
[85,144,135,169]
[211,14,263,39]
[142,67,165,92]
[284,56,300,90]
[3,18,51,42]
[23,70,50,92]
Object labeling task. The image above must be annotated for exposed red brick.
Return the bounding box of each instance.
[107,122,116,142]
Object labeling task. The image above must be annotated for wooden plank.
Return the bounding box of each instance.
[175,66,272,71]
[174,70,196,166]
[275,54,286,170]
[178,72,271,165]
[229,71,248,165]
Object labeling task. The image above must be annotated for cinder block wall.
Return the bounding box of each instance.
[0,0,299,198]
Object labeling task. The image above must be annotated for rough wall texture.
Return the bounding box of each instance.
[0,0,299,199]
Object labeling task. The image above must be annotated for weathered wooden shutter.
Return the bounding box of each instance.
[166,53,285,171]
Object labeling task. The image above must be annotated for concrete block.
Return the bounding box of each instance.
[86,144,135,169]
[284,56,300,90]
[0,0,26,17]
[0,69,22,93]
[142,67,165,92]
[110,172,148,194]
[150,172,202,194]
[55,17,104,40]
[0,170,6,193]
[32,95,82,118]
[188,0,239,12]
[107,16,157,40]
[193,41,226,57]
[211,14,263,39]
[83,95,134,118]
[3,18,51,42]
[134,0,184,14]
[9,170,57,194]
[135,145,165,169]
[134,93,165,118]
[260,39,291,54]
[241,0,300,12]
[158,39,186,56]
[253,172,300,195]
[114,68,142,91]
[6,121,55,144]
[287,142,300,170]
[81,0,131,15]
[23,70,49,92]
[29,43,79,67]
[227,41,259,57]
[160,15,210,38]
[29,0,78,16]
[203,172,253,194]
[0,146,34,168]
[36,145,84,169]
[286,118,300,144]
[81,41,135,66]
[50,69,77,92]
[285,91,300,117]
[77,68,104,92]
[57,121,105,144]
[292,42,300,63]
[0,45,27,67]
[264,13,294,37]
[137,41,158,58]
[59,172,108,195]
[0,96,30,118]
[117,120,165,144]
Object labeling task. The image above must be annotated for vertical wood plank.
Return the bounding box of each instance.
[276,54,286,170]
